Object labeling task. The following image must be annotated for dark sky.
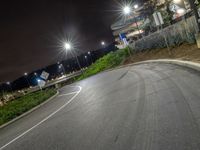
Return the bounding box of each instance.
[0,0,118,82]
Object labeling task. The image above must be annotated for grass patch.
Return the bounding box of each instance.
[0,88,56,126]
[77,47,131,81]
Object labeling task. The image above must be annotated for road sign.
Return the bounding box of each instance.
[40,71,49,80]
[119,33,129,46]
[153,12,164,26]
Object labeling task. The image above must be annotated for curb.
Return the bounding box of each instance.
[0,91,59,129]
[104,59,200,73]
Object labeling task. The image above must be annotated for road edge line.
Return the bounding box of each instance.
[0,86,82,150]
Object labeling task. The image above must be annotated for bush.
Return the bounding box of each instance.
[77,47,130,81]
[0,88,56,126]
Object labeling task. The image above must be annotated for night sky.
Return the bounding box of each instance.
[0,0,119,82]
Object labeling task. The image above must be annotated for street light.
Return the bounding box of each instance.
[64,42,71,50]
[84,55,89,66]
[87,51,93,63]
[134,4,138,9]
[64,42,83,73]
[24,72,30,87]
[6,81,13,94]
[123,6,131,15]
[122,4,141,37]
[101,41,105,46]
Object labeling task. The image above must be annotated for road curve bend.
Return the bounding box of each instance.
[1,63,200,150]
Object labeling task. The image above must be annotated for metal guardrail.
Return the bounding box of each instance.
[27,71,82,93]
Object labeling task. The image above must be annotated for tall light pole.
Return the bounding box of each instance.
[6,81,13,95]
[88,51,93,63]
[64,42,83,74]
[101,41,106,55]
[34,72,38,77]
[24,72,31,87]
[101,41,105,46]
[84,55,89,66]
[123,5,141,37]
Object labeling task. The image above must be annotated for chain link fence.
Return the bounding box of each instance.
[130,16,198,52]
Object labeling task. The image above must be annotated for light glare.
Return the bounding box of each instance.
[134,4,138,9]
[64,43,71,50]
[101,41,105,46]
[123,6,131,15]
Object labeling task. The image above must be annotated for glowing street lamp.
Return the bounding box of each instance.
[64,42,71,50]
[6,81,13,94]
[134,4,138,9]
[24,72,30,87]
[123,6,131,15]
[101,41,105,46]
[87,51,93,63]
[64,42,83,73]
[122,4,141,36]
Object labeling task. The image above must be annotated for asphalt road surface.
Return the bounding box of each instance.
[1,63,200,150]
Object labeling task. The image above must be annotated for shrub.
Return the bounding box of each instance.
[0,88,56,126]
[77,47,130,81]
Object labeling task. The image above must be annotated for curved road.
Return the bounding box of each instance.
[1,63,200,150]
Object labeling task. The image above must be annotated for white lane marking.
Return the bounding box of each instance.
[0,86,82,150]
[58,91,79,97]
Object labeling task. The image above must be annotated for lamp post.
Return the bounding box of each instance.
[84,55,89,66]
[101,41,106,55]
[101,41,105,46]
[6,82,13,95]
[34,72,38,77]
[88,51,93,63]
[123,5,141,37]
[24,72,31,87]
[64,42,83,74]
